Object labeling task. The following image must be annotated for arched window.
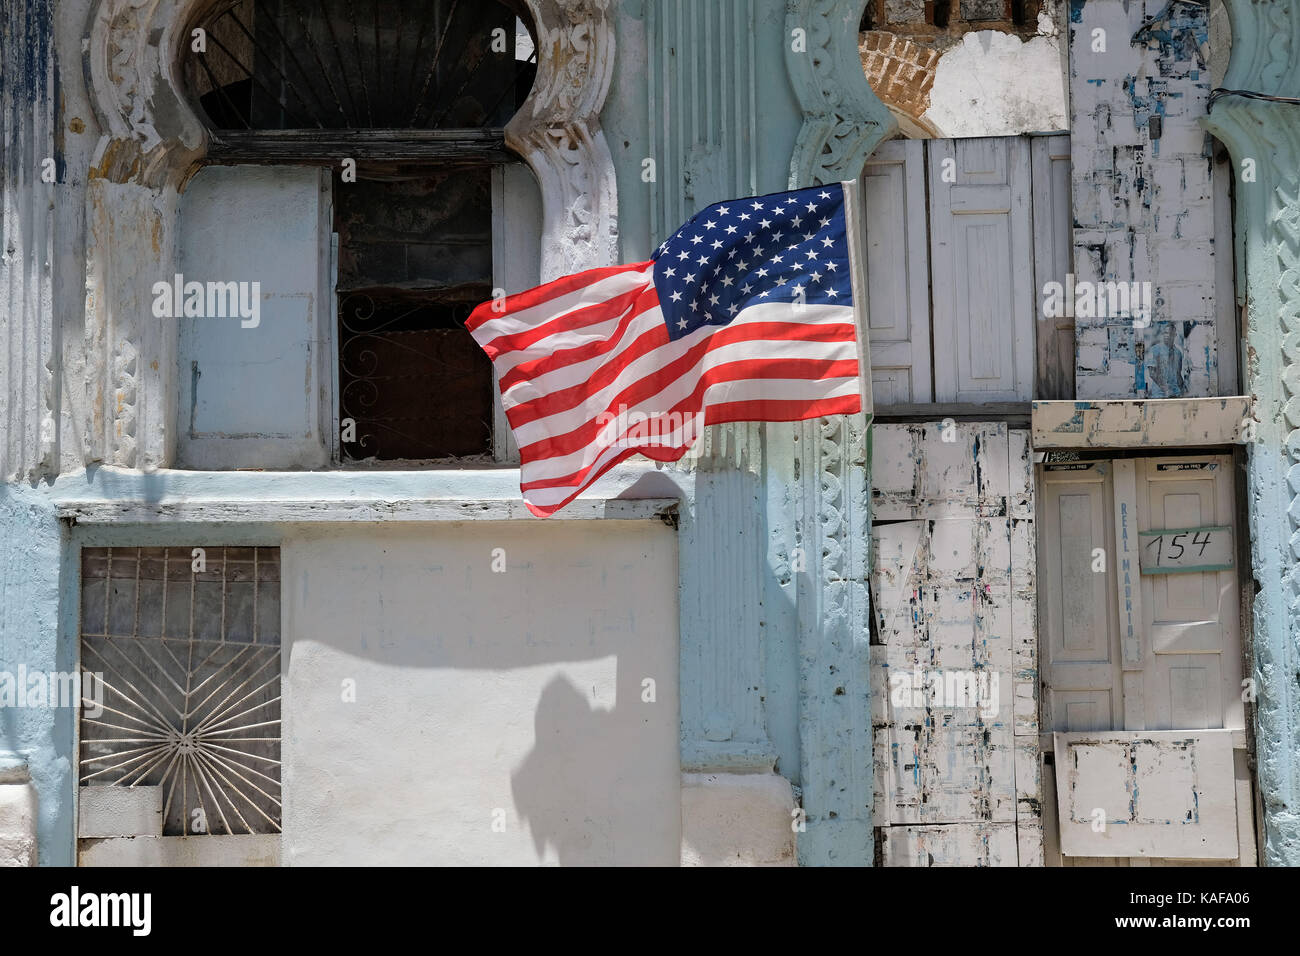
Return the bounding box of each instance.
[185,0,536,147]
[177,1,541,465]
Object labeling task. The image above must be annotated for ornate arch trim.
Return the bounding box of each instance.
[785,0,896,189]
[1201,0,1300,867]
[82,0,620,274]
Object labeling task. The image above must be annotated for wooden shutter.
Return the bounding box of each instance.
[928,138,1034,403]
[862,140,932,405]
[1031,134,1075,400]
[177,165,331,469]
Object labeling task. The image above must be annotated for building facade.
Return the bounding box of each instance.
[1,0,1297,866]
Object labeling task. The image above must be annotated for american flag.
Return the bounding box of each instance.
[467,181,868,517]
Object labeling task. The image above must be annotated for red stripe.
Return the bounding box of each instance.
[507,319,858,427]
[497,293,660,393]
[519,358,860,482]
[477,283,654,360]
[520,444,645,517]
[466,260,653,333]
[703,393,861,426]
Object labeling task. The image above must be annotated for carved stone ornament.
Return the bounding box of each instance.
[1202,0,1300,867]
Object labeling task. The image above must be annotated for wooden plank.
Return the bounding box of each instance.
[1032,397,1252,448]
[1031,134,1075,401]
[205,129,512,164]
[881,823,1019,866]
[873,402,1030,423]
[863,140,932,406]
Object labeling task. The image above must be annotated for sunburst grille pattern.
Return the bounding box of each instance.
[79,547,281,836]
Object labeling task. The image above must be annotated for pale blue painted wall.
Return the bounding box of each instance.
[0,483,73,865]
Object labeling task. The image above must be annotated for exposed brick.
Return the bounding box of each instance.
[860,31,938,121]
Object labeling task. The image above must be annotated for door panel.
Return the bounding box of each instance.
[1135,456,1242,733]
[1040,462,1122,733]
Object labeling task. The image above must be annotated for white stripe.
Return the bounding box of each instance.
[502,301,857,412]
[470,264,654,345]
[519,368,860,485]
[509,325,858,451]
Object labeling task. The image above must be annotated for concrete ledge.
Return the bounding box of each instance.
[77,835,280,866]
[680,771,796,866]
[57,496,680,524]
[1031,397,1252,448]
[0,782,38,866]
[45,465,684,525]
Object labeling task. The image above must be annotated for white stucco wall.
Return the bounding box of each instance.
[923,10,1069,137]
[280,520,680,865]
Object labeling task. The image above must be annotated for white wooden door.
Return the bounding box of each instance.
[862,140,932,405]
[928,138,1034,403]
[1039,454,1253,865]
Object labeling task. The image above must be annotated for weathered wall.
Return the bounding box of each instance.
[280,521,680,865]
[860,1,1069,137]
[0,484,72,866]
[870,422,1039,866]
[1203,0,1300,867]
[1070,0,1219,399]
[1,0,893,869]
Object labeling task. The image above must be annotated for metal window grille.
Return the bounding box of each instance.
[79,547,282,836]
[184,0,537,133]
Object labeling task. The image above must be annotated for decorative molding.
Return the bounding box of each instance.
[509,0,620,280]
[83,0,208,188]
[1202,0,1300,867]
[785,0,897,190]
[781,0,889,865]
[645,0,759,246]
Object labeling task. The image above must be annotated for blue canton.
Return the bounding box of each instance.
[650,183,851,341]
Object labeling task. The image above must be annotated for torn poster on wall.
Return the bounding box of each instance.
[1068,0,1218,399]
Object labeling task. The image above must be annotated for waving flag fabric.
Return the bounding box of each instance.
[467,181,870,517]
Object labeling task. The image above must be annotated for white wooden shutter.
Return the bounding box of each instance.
[1040,461,1123,733]
[928,138,1034,403]
[862,140,932,406]
[177,165,331,469]
[1031,134,1075,400]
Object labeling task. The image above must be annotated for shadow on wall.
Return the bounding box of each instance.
[280,521,680,866]
[511,675,624,866]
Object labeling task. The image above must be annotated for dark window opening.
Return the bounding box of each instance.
[186,0,536,133]
[932,0,953,29]
[334,166,495,462]
[860,0,878,31]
